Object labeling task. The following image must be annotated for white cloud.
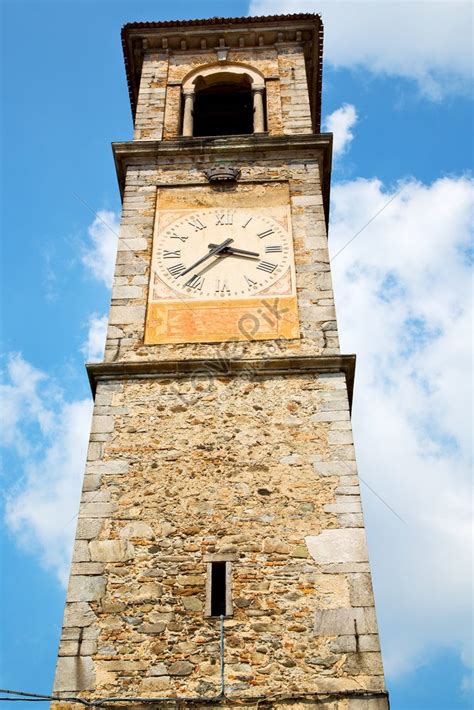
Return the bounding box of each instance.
[324,103,357,157]
[81,209,120,288]
[328,175,473,678]
[3,210,116,583]
[249,0,473,98]
[2,354,93,585]
[81,313,108,363]
[0,354,56,454]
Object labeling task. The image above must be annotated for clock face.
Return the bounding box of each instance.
[153,208,292,300]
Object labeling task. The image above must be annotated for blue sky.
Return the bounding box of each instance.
[1,2,472,709]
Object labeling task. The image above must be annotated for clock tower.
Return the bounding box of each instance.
[52,14,389,709]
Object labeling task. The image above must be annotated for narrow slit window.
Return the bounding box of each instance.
[205,560,232,617]
[211,562,227,617]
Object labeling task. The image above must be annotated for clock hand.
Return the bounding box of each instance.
[208,243,260,258]
[180,238,234,276]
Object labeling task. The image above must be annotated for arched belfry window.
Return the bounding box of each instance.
[194,75,253,136]
[181,64,266,138]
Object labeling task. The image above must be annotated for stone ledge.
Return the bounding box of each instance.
[112,132,333,226]
[86,353,356,407]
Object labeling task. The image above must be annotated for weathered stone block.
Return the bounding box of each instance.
[111,284,144,300]
[291,545,309,558]
[311,410,349,422]
[119,521,154,539]
[81,491,110,503]
[139,676,171,692]
[90,416,114,434]
[139,622,166,634]
[58,640,79,656]
[149,663,168,676]
[72,541,90,563]
[324,499,362,514]
[75,518,103,540]
[63,602,96,628]
[168,660,194,676]
[328,430,353,445]
[336,485,360,495]
[359,634,381,652]
[339,513,365,528]
[87,459,130,475]
[344,652,384,675]
[89,540,134,562]
[71,562,104,576]
[328,635,357,653]
[306,529,368,564]
[262,538,289,554]
[87,441,102,461]
[77,640,96,656]
[108,305,145,325]
[182,596,202,611]
[177,574,205,586]
[79,502,117,518]
[67,576,106,602]
[83,474,101,492]
[349,573,375,607]
[314,607,378,635]
[107,325,125,339]
[54,657,95,692]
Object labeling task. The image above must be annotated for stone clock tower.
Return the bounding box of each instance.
[52,13,389,710]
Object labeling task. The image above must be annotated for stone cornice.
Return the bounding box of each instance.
[86,353,356,411]
[112,133,333,226]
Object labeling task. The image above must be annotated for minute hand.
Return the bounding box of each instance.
[181,238,234,276]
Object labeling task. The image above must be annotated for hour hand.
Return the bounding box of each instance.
[208,243,260,258]
[181,238,234,276]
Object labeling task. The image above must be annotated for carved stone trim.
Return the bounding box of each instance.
[203,165,241,183]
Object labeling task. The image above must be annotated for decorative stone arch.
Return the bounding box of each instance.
[181,62,266,137]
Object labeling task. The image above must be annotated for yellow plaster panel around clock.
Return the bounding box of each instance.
[156,181,290,211]
[145,296,299,345]
[145,182,300,345]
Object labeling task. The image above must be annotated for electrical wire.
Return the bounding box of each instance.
[330,186,405,263]
[0,688,389,705]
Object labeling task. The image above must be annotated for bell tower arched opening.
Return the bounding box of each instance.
[193,76,254,137]
[181,64,266,138]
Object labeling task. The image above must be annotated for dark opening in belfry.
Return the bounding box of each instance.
[193,74,254,137]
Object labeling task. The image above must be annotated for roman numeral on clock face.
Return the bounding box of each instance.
[167,263,186,277]
[215,279,230,294]
[185,274,205,290]
[163,249,181,259]
[257,260,278,273]
[215,212,233,226]
[187,218,206,231]
[169,230,189,242]
[257,228,275,239]
[244,275,258,287]
[265,245,283,253]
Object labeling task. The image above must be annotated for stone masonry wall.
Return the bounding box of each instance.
[134,51,170,141]
[277,46,313,134]
[134,44,312,142]
[52,372,386,707]
[104,147,338,364]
